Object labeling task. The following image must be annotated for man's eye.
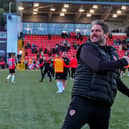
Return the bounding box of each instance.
[96,30,101,32]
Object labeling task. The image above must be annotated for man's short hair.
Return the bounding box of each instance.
[91,20,109,34]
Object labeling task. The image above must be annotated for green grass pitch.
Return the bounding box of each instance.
[0,70,129,129]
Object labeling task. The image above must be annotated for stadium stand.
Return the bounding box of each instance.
[1,0,129,69]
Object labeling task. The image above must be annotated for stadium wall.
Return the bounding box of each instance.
[108,21,129,33]
[23,15,128,34]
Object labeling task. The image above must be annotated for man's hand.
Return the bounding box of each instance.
[123,56,129,64]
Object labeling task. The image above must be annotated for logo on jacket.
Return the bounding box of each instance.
[113,56,117,61]
[69,109,76,116]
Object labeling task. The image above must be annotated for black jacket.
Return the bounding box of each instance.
[72,42,128,107]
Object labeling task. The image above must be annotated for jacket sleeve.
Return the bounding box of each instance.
[80,44,128,72]
[117,78,129,97]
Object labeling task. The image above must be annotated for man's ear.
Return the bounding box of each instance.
[105,32,109,39]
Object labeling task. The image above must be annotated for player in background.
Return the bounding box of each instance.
[6,54,16,83]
